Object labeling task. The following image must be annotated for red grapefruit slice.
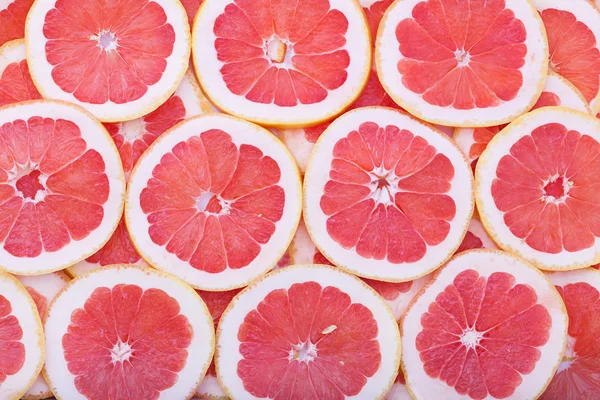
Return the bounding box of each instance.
[402,250,567,400]
[476,107,600,270]
[216,264,401,398]
[0,0,32,47]
[0,100,125,275]
[181,0,202,26]
[25,0,191,122]
[0,270,44,400]
[0,39,41,107]
[126,113,302,290]
[43,264,214,399]
[456,218,498,254]
[304,106,473,282]
[192,0,371,127]
[541,268,600,399]
[376,0,549,127]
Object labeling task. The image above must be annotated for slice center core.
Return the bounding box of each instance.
[543,176,569,201]
[289,341,317,363]
[15,169,47,201]
[455,49,471,67]
[196,192,229,215]
[120,119,147,142]
[369,168,399,205]
[110,340,134,363]
[460,327,483,349]
[96,31,118,51]
[267,37,287,63]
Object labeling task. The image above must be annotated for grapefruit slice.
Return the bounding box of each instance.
[387,371,411,400]
[43,264,214,399]
[181,0,202,26]
[402,250,567,400]
[0,270,44,400]
[533,0,600,114]
[126,113,302,290]
[376,0,549,127]
[455,71,591,168]
[476,107,600,270]
[0,39,41,107]
[456,218,498,254]
[0,100,125,275]
[192,0,371,127]
[25,0,191,122]
[304,106,473,282]
[0,0,32,47]
[216,264,401,399]
[16,271,69,400]
[541,268,600,399]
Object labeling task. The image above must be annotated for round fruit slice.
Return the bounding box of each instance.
[0,39,41,107]
[0,270,44,400]
[192,0,371,127]
[402,250,567,400]
[43,264,214,399]
[376,0,549,127]
[476,107,600,270]
[216,264,401,399]
[0,0,32,47]
[126,113,302,290]
[455,71,591,168]
[26,0,191,122]
[304,106,473,281]
[533,0,600,114]
[0,100,125,275]
[456,218,498,254]
[16,271,69,400]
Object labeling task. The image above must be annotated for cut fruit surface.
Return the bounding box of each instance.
[181,0,202,26]
[25,0,191,122]
[0,100,125,275]
[0,39,41,107]
[541,268,600,399]
[0,0,33,46]
[476,107,600,270]
[304,106,473,282]
[456,218,498,254]
[126,113,302,290]
[402,250,567,400]
[216,264,401,399]
[376,0,549,127]
[192,0,371,127]
[0,270,44,400]
[43,264,214,399]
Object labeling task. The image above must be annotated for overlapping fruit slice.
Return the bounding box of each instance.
[181,0,202,26]
[26,0,191,122]
[541,268,600,399]
[387,371,411,400]
[476,107,600,270]
[0,271,44,400]
[0,39,41,107]
[43,264,214,399]
[0,0,33,47]
[456,218,497,254]
[402,250,567,400]
[126,114,302,290]
[192,0,371,127]
[376,0,549,127]
[216,264,400,399]
[455,71,591,168]
[0,101,125,275]
[304,107,473,281]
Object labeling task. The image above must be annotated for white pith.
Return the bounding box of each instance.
[476,107,600,270]
[216,265,401,399]
[280,127,317,174]
[0,39,26,74]
[43,265,214,400]
[402,250,568,400]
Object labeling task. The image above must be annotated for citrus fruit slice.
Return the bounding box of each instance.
[402,250,567,400]
[304,106,473,282]
[192,0,371,127]
[0,39,41,107]
[533,0,600,114]
[25,0,191,122]
[476,107,600,270]
[0,270,44,400]
[0,0,32,47]
[16,271,69,400]
[376,0,549,127]
[541,268,600,399]
[181,0,202,26]
[43,264,214,399]
[0,100,125,275]
[456,218,498,254]
[126,113,302,290]
[216,264,401,399]
[387,371,411,400]
[455,71,591,168]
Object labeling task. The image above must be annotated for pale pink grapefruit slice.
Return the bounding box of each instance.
[126,113,302,290]
[376,0,549,127]
[304,106,473,282]
[25,0,191,122]
[402,250,567,399]
[476,107,600,270]
[192,0,371,127]
[0,39,41,107]
[0,100,125,275]
[0,270,44,400]
[216,264,400,398]
[43,264,214,399]
[541,268,600,399]
[0,0,32,47]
